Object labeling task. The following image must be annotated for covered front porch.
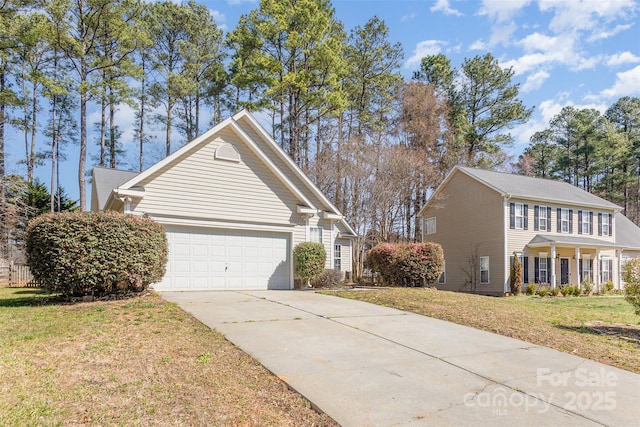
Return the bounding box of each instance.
[525,235,624,291]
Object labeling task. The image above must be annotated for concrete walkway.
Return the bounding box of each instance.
[160,290,640,427]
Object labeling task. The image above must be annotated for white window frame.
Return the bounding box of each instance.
[602,214,610,236]
[514,203,524,229]
[334,244,342,270]
[425,217,436,235]
[601,257,611,282]
[539,255,548,284]
[561,208,570,233]
[538,205,547,230]
[480,256,490,284]
[310,227,323,243]
[580,211,590,234]
[438,260,446,284]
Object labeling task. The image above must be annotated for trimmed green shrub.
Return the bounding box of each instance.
[525,283,536,295]
[550,287,560,297]
[623,258,640,317]
[561,285,580,296]
[367,242,444,287]
[293,242,326,287]
[537,288,548,297]
[581,279,593,295]
[25,211,168,297]
[313,269,344,288]
[510,256,522,295]
[604,280,614,293]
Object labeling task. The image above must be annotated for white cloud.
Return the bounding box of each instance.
[606,51,640,66]
[504,31,598,75]
[401,13,416,22]
[599,65,640,99]
[478,0,532,22]
[469,39,488,51]
[405,40,446,68]
[430,0,463,17]
[503,53,555,75]
[588,23,634,41]
[209,9,227,31]
[538,0,636,33]
[489,22,518,47]
[521,70,550,92]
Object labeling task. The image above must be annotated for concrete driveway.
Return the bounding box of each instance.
[159,290,640,427]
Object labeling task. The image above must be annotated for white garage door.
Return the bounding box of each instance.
[156,226,291,290]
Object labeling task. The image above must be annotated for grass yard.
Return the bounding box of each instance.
[0,287,336,426]
[329,287,640,374]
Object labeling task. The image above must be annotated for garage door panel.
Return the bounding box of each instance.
[157,226,291,291]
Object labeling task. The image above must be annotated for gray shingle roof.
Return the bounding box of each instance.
[92,167,139,211]
[615,212,640,250]
[459,167,621,210]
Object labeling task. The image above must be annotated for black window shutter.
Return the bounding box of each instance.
[524,205,528,230]
[589,212,593,235]
[557,208,561,232]
[609,214,613,236]
[598,213,602,236]
[534,206,539,231]
[547,207,552,231]
[510,203,515,229]
[534,257,539,283]
[547,258,552,283]
[523,257,529,283]
[569,209,573,234]
[609,259,613,278]
[578,211,583,234]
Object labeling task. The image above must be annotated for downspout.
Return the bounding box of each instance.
[504,194,512,294]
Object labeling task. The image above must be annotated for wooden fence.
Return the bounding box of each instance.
[0,263,41,287]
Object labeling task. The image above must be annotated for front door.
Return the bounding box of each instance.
[560,258,569,285]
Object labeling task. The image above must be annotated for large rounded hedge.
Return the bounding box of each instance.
[367,242,444,287]
[293,242,326,287]
[26,211,168,296]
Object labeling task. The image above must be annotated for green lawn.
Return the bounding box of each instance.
[328,287,640,374]
[0,287,336,426]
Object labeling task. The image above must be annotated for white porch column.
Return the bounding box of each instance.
[550,245,557,289]
[575,247,581,285]
[594,248,600,293]
[618,249,623,290]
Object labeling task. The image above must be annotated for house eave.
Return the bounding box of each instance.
[503,194,621,212]
[322,212,342,220]
[297,205,317,215]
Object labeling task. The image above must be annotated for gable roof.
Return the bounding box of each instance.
[615,212,640,250]
[457,167,620,210]
[92,167,139,211]
[97,110,356,236]
[419,166,620,217]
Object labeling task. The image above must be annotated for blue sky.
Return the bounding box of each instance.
[7,0,640,204]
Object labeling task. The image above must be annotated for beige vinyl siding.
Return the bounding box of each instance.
[422,172,505,295]
[506,202,618,287]
[290,215,352,272]
[133,128,298,225]
[335,238,352,274]
[236,115,330,210]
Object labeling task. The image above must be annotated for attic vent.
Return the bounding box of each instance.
[215,143,240,162]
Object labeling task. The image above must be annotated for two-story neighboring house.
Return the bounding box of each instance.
[418,166,640,296]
